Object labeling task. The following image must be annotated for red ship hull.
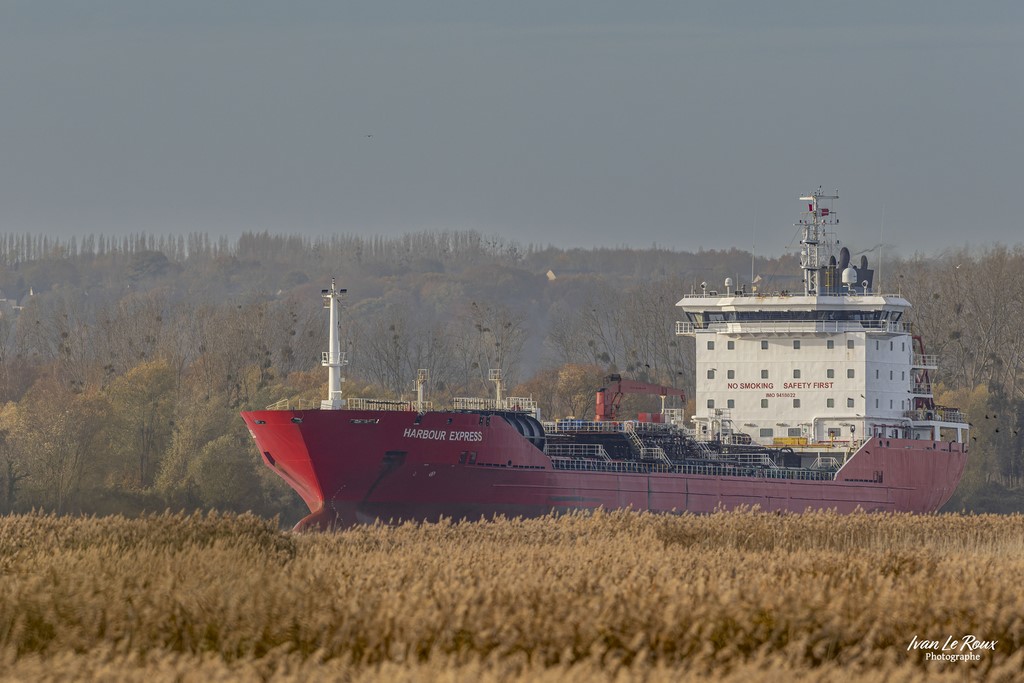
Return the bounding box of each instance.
[242,408,968,530]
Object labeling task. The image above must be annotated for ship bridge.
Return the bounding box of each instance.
[674,188,967,451]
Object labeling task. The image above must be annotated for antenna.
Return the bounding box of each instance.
[751,209,756,286]
[878,204,885,293]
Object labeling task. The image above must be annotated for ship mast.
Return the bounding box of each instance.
[797,187,839,295]
[320,279,348,410]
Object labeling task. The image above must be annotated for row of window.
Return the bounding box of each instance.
[760,427,804,438]
[708,339,854,350]
[707,368,907,380]
[706,339,908,352]
[757,427,850,438]
[708,368,860,378]
[691,310,902,323]
[707,398,908,410]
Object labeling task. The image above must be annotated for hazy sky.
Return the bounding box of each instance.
[2,1,1022,256]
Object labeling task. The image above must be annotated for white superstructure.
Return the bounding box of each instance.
[676,189,967,450]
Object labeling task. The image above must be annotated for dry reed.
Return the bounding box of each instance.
[1,509,1022,681]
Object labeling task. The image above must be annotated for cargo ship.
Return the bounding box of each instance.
[242,188,968,529]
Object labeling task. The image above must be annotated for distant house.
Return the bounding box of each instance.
[10,287,33,313]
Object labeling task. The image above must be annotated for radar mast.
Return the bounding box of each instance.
[797,187,839,295]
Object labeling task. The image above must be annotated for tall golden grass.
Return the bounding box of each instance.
[1,509,1022,682]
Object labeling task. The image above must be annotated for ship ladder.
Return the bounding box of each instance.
[622,421,646,453]
[622,422,671,464]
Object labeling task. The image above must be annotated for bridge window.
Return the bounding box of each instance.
[788,428,802,437]
[761,340,769,350]
[727,340,735,350]
[848,339,855,349]
[793,340,801,349]
[827,340,835,349]
[759,428,774,438]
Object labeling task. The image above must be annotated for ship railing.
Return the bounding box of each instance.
[346,397,431,411]
[548,421,610,432]
[264,398,320,410]
[693,440,715,458]
[320,351,349,367]
[623,420,674,432]
[545,444,612,461]
[547,420,620,433]
[640,447,672,465]
[735,453,779,469]
[548,458,837,481]
[810,455,842,470]
[452,396,538,413]
[912,354,939,368]
[910,383,934,395]
[676,320,910,335]
[662,408,687,425]
[903,407,966,424]
[677,291,909,301]
[546,419,673,434]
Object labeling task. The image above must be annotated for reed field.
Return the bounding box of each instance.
[1,509,1023,682]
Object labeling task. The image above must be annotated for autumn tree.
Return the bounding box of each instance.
[514,364,607,420]
[0,415,26,512]
[10,377,108,513]
[103,360,175,488]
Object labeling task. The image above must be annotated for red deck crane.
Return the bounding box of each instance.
[594,373,687,421]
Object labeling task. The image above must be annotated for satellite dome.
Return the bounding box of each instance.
[842,266,858,286]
